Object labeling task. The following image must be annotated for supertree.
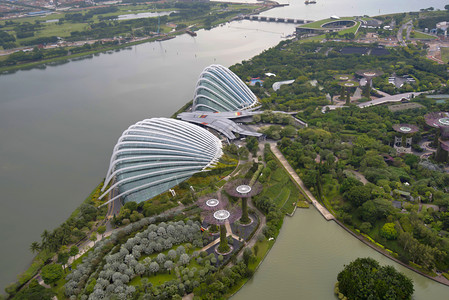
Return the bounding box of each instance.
[202,204,242,254]
[338,81,359,104]
[355,70,383,99]
[425,112,449,162]
[224,179,262,225]
[392,124,419,154]
[197,194,228,233]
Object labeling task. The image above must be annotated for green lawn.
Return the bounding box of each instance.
[440,47,449,63]
[260,165,301,214]
[298,17,355,29]
[411,30,437,40]
[129,272,177,287]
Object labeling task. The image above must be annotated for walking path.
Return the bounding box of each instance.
[199,220,240,252]
[269,143,334,221]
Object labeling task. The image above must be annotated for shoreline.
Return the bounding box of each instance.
[0,3,277,75]
[332,217,449,287]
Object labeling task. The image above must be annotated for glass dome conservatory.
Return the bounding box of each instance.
[99,118,222,204]
[192,64,258,112]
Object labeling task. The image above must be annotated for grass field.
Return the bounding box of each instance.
[260,166,301,214]
[298,17,355,29]
[439,47,449,63]
[411,30,437,40]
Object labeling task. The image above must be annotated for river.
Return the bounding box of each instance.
[0,0,448,295]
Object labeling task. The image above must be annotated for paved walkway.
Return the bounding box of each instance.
[200,221,240,252]
[269,144,334,221]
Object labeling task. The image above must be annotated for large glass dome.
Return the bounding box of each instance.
[99,118,222,204]
[192,64,258,112]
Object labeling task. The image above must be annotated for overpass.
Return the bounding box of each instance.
[242,15,313,25]
[321,92,426,113]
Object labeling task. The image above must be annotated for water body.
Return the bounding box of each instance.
[0,21,296,291]
[214,0,446,20]
[1,0,448,294]
[233,209,449,300]
[117,11,175,21]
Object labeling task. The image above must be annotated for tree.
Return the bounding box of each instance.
[90,232,97,245]
[381,223,398,240]
[337,257,414,299]
[97,225,106,237]
[359,222,372,233]
[149,262,160,273]
[41,264,64,285]
[339,177,363,193]
[246,136,259,156]
[30,242,41,254]
[243,248,253,266]
[156,253,166,265]
[343,185,372,207]
[164,260,174,273]
[168,249,177,261]
[69,245,79,257]
[13,279,54,300]
[179,253,190,265]
[57,251,70,268]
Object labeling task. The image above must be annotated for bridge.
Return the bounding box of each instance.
[242,15,313,24]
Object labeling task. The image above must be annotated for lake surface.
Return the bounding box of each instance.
[232,208,449,300]
[1,0,449,294]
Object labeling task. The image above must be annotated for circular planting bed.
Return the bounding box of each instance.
[215,244,234,256]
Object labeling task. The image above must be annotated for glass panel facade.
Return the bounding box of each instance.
[100,118,222,204]
[192,64,258,113]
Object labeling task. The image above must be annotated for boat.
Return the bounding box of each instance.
[305,0,316,4]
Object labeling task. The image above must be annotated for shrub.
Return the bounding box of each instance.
[380,222,398,240]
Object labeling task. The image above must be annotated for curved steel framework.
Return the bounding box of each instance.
[192,64,258,112]
[100,118,222,205]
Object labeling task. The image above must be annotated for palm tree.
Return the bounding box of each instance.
[41,229,50,249]
[30,241,41,254]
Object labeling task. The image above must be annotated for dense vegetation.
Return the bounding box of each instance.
[231,40,448,114]
[336,257,414,299]
[232,38,449,277]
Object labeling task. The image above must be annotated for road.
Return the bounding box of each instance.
[397,21,413,46]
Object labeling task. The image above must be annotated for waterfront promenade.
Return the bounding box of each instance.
[269,143,334,221]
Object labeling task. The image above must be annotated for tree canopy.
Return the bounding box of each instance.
[337,257,414,299]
